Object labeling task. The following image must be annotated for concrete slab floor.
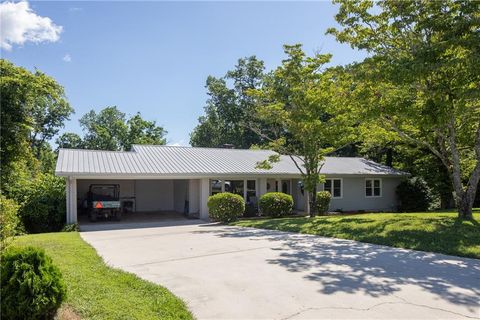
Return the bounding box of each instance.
[81,222,480,320]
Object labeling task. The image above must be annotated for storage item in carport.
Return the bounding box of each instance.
[87,184,122,222]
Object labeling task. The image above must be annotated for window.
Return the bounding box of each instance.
[211,180,222,195]
[246,180,256,203]
[324,179,342,198]
[366,179,382,197]
[225,180,244,197]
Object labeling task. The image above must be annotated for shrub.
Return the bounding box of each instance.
[1,247,66,320]
[0,195,21,249]
[396,177,432,212]
[316,191,331,215]
[259,192,293,218]
[61,223,79,232]
[19,174,66,233]
[207,192,245,223]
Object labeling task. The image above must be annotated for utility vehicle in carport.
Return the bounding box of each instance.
[87,184,122,222]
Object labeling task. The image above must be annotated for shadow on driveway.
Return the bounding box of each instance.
[194,225,480,312]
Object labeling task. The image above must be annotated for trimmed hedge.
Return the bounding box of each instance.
[316,191,331,215]
[1,246,66,320]
[259,192,293,218]
[207,192,245,223]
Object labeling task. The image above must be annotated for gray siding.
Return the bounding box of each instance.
[135,180,174,211]
[290,176,402,212]
[320,176,402,212]
[173,180,188,213]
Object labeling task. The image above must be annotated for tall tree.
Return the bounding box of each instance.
[250,44,356,217]
[59,106,167,151]
[190,56,266,148]
[328,0,480,219]
[0,59,72,181]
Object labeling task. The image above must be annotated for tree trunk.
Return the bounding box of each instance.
[309,186,318,218]
[452,166,480,220]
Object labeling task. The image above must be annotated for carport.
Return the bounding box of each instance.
[66,177,200,225]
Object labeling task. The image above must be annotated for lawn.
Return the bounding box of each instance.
[232,209,480,259]
[12,232,193,320]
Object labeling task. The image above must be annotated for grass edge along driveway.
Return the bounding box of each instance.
[231,210,480,259]
[12,232,193,320]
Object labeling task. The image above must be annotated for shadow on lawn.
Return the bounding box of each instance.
[194,224,480,311]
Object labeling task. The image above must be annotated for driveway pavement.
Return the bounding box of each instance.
[81,221,480,319]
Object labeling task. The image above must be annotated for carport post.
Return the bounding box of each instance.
[199,178,209,220]
[66,177,77,224]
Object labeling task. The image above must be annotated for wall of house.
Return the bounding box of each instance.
[173,180,188,213]
[135,180,174,211]
[318,176,402,212]
[77,179,135,203]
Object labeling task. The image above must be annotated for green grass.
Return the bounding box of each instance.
[231,209,480,259]
[12,232,193,320]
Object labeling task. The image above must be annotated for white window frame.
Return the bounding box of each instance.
[365,178,382,198]
[324,178,343,199]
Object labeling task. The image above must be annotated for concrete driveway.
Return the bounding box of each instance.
[81,222,480,319]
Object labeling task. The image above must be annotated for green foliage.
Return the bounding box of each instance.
[190,56,267,148]
[1,246,66,320]
[207,192,245,223]
[249,44,356,216]
[56,132,84,149]
[0,195,21,250]
[396,178,432,212]
[0,59,72,163]
[19,174,66,234]
[12,233,193,319]
[328,0,480,218]
[58,106,167,151]
[258,192,294,218]
[61,223,79,232]
[316,191,332,215]
[232,210,480,259]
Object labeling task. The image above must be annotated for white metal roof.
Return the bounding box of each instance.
[55,145,407,178]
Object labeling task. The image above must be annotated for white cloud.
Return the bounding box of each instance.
[63,53,71,62]
[0,1,63,50]
[167,139,187,147]
[68,7,82,12]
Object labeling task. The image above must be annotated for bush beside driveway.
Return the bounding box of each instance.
[12,232,193,320]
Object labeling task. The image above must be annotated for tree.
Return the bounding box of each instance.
[328,0,480,219]
[249,44,356,217]
[0,60,72,192]
[61,106,167,151]
[190,56,266,148]
[56,133,84,149]
[0,60,72,175]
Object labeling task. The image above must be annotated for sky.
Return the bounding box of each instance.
[1,1,367,146]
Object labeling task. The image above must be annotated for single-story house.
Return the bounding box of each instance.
[55,145,408,224]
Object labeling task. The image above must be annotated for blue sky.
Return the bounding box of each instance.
[2,1,366,146]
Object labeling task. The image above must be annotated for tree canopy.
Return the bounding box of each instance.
[57,106,167,151]
[249,44,356,216]
[328,0,480,218]
[190,56,266,148]
[0,59,73,180]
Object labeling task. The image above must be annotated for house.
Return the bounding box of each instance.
[55,145,408,224]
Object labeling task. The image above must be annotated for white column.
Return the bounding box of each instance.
[66,177,77,224]
[243,179,247,202]
[188,179,199,214]
[258,178,267,197]
[65,177,71,223]
[199,178,210,220]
